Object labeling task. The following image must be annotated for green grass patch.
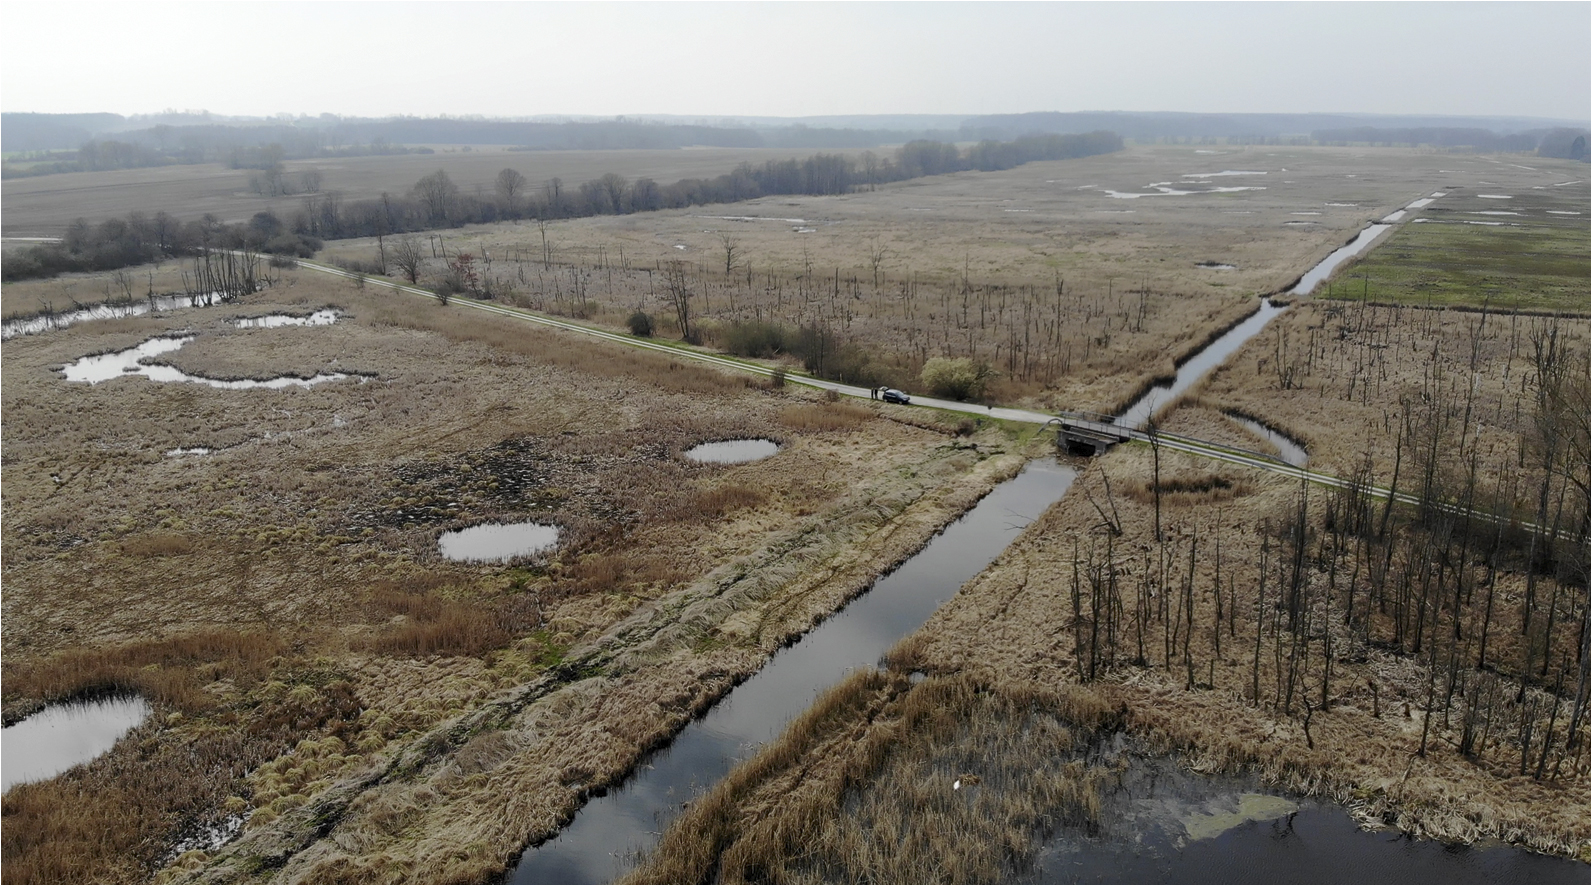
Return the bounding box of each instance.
[1325,219,1589,313]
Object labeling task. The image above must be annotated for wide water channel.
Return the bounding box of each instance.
[510,459,1079,883]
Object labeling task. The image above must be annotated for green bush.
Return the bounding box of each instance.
[920,357,991,401]
[627,311,654,336]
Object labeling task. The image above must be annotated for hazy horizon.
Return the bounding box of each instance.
[3,2,1587,123]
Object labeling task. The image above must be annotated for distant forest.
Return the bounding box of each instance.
[4,110,1586,179]
[1,131,1123,283]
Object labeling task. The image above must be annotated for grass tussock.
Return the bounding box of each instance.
[358,580,543,659]
[689,481,769,519]
[2,629,284,722]
[628,672,1121,884]
[1124,472,1254,506]
[777,400,875,432]
[119,530,195,558]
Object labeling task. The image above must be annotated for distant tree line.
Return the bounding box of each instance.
[3,131,1122,283]
[288,131,1125,241]
[1,211,319,282]
[1311,126,1543,152]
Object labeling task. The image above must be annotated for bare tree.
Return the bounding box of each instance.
[391,236,426,284]
[664,261,694,342]
[496,168,527,216]
[867,238,889,288]
[412,169,458,224]
[720,233,740,275]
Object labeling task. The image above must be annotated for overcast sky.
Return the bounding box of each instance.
[3,2,1587,123]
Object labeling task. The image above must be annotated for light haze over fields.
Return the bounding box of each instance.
[3,1,1588,121]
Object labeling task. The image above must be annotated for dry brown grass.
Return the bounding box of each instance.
[635,430,1587,879]
[776,400,875,432]
[310,144,1557,415]
[2,263,1040,882]
[629,673,1119,884]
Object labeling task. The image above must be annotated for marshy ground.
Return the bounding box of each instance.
[2,144,1587,884]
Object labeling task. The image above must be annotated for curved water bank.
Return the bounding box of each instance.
[509,459,1079,883]
[2,696,151,792]
[2,293,227,340]
[60,334,354,389]
[1224,411,1309,467]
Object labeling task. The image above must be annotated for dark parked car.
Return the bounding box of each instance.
[881,388,910,404]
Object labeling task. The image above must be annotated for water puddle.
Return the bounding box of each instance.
[2,696,151,792]
[683,439,779,464]
[1105,184,1265,199]
[1380,210,1408,222]
[1116,301,1288,430]
[438,522,559,562]
[696,215,808,224]
[1028,752,1586,884]
[2,294,226,340]
[509,460,1079,883]
[60,335,352,390]
[1323,202,1358,207]
[233,309,339,328]
[1547,210,1581,215]
[1477,194,1512,199]
[1196,262,1237,270]
[1225,413,1308,466]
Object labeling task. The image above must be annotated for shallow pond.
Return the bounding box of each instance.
[233,309,339,328]
[683,439,780,464]
[510,459,1079,883]
[2,696,150,792]
[438,522,559,562]
[60,334,351,389]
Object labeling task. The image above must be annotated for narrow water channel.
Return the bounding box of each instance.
[1114,300,1288,430]
[510,460,1078,883]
